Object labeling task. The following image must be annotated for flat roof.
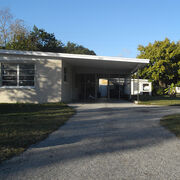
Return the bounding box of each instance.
[0,49,149,63]
[0,50,149,75]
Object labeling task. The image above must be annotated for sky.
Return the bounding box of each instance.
[0,0,180,57]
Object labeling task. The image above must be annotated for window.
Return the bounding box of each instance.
[143,83,149,91]
[1,63,35,87]
[64,67,67,82]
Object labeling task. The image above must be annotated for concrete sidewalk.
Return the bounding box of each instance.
[0,102,180,180]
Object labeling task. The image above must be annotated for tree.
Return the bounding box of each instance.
[0,8,13,46]
[137,38,180,92]
[30,26,64,52]
[0,8,96,55]
[0,8,29,49]
[10,19,28,40]
[6,33,37,51]
[64,41,96,55]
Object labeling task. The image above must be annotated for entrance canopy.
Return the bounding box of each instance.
[0,50,149,75]
[63,54,149,75]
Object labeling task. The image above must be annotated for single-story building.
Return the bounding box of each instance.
[0,50,149,103]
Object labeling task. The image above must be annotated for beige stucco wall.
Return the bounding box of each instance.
[0,55,62,103]
[61,60,80,102]
[61,61,73,102]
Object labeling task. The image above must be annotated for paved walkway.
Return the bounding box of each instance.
[0,102,180,180]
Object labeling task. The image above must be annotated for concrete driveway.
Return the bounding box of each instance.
[0,101,180,180]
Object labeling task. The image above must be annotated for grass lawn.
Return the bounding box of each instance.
[137,95,180,106]
[160,114,180,137]
[0,103,75,163]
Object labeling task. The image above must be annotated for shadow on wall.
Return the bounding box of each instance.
[0,105,178,174]
[3,59,62,103]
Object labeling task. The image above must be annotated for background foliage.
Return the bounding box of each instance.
[0,8,96,55]
[137,38,180,95]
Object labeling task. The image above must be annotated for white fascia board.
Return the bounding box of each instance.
[0,49,149,64]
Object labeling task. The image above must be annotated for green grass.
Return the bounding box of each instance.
[0,103,75,163]
[136,95,180,106]
[160,114,180,137]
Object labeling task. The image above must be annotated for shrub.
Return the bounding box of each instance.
[156,87,164,96]
[176,81,180,87]
[165,83,176,97]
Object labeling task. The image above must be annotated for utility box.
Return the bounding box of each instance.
[124,79,152,96]
[131,79,152,95]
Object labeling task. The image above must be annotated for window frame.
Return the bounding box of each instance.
[0,63,35,89]
[142,83,150,92]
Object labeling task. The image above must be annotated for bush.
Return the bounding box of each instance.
[176,81,180,87]
[165,83,176,97]
[156,87,164,96]
[151,82,164,96]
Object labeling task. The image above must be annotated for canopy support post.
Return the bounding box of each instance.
[95,73,97,101]
[118,75,120,100]
[84,74,86,101]
[108,74,110,101]
[137,67,140,102]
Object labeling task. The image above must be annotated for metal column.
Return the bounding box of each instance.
[95,73,97,101]
[118,77,121,100]
[84,74,86,101]
[107,74,110,100]
[137,67,140,102]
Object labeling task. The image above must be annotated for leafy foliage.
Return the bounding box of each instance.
[30,26,64,52]
[0,8,96,55]
[164,83,176,97]
[137,38,180,93]
[2,25,96,55]
[64,41,96,55]
[6,32,37,51]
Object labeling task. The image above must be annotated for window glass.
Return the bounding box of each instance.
[19,80,34,86]
[2,64,17,70]
[2,76,17,80]
[19,64,34,86]
[19,76,34,80]
[143,84,149,91]
[19,64,34,69]
[1,63,35,87]
[19,69,35,76]
[2,69,17,76]
[2,80,17,86]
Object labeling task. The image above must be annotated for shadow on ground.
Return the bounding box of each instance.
[0,103,179,176]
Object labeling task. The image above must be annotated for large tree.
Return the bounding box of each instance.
[0,8,28,48]
[0,8,96,55]
[5,33,37,51]
[6,25,97,55]
[30,26,64,52]
[137,38,180,89]
[64,41,96,55]
[0,8,13,46]
[5,19,37,51]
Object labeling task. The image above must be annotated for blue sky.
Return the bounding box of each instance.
[1,0,180,57]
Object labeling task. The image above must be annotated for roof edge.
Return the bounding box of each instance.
[0,49,149,64]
